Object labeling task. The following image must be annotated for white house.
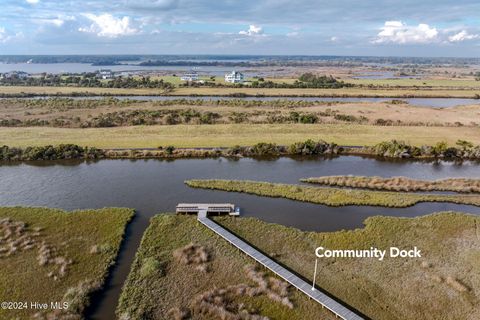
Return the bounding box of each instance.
[225,71,244,83]
[97,69,114,79]
[180,72,199,82]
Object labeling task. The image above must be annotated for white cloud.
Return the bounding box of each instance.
[0,28,23,44]
[373,21,438,44]
[37,16,75,27]
[0,28,11,43]
[50,19,65,27]
[26,0,39,3]
[239,25,263,36]
[448,30,479,42]
[79,14,138,38]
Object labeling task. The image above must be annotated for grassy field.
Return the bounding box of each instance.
[116,214,335,320]
[0,207,134,320]
[1,124,479,148]
[218,212,480,320]
[185,180,480,207]
[1,85,480,98]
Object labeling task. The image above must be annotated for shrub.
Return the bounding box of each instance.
[288,140,340,155]
[289,112,318,124]
[373,140,421,158]
[140,257,163,278]
[249,142,281,156]
[165,146,175,155]
[199,112,220,124]
[298,114,318,124]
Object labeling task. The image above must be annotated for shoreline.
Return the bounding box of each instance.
[1,146,480,163]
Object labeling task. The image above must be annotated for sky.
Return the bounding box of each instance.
[0,0,480,57]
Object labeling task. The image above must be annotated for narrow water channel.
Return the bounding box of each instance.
[5,95,480,108]
[1,156,480,319]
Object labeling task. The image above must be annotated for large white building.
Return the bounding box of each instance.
[224,71,244,83]
[97,69,114,79]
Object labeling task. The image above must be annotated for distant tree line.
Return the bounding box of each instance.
[0,74,174,90]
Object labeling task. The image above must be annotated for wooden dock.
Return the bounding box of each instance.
[198,215,365,320]
[176,203,239,216]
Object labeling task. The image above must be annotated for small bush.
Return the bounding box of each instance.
[165,146,175,155]
[140,257,163,278]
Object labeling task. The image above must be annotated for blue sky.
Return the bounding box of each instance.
[0,0,479,56]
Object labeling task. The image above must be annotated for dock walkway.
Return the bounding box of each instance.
[197,216,365,320]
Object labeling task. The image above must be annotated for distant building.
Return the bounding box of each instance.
[97,69,114,79]
[225,71,244,83]
[1,71,30,79]
[118,71,131,77]
[180,72,199,82]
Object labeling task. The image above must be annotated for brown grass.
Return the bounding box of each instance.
[190,264,293,319]
[2,85,480,98]
[173,243,211,272]
[302,176,480,193]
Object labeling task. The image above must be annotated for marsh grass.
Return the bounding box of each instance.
[185,179,480,207]
[302,176,480,193]
[0,207,134,319]
[217,212,480,320]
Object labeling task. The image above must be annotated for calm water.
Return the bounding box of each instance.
[1,156,480,319]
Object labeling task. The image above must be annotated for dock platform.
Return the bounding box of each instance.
[176,203,239,216]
